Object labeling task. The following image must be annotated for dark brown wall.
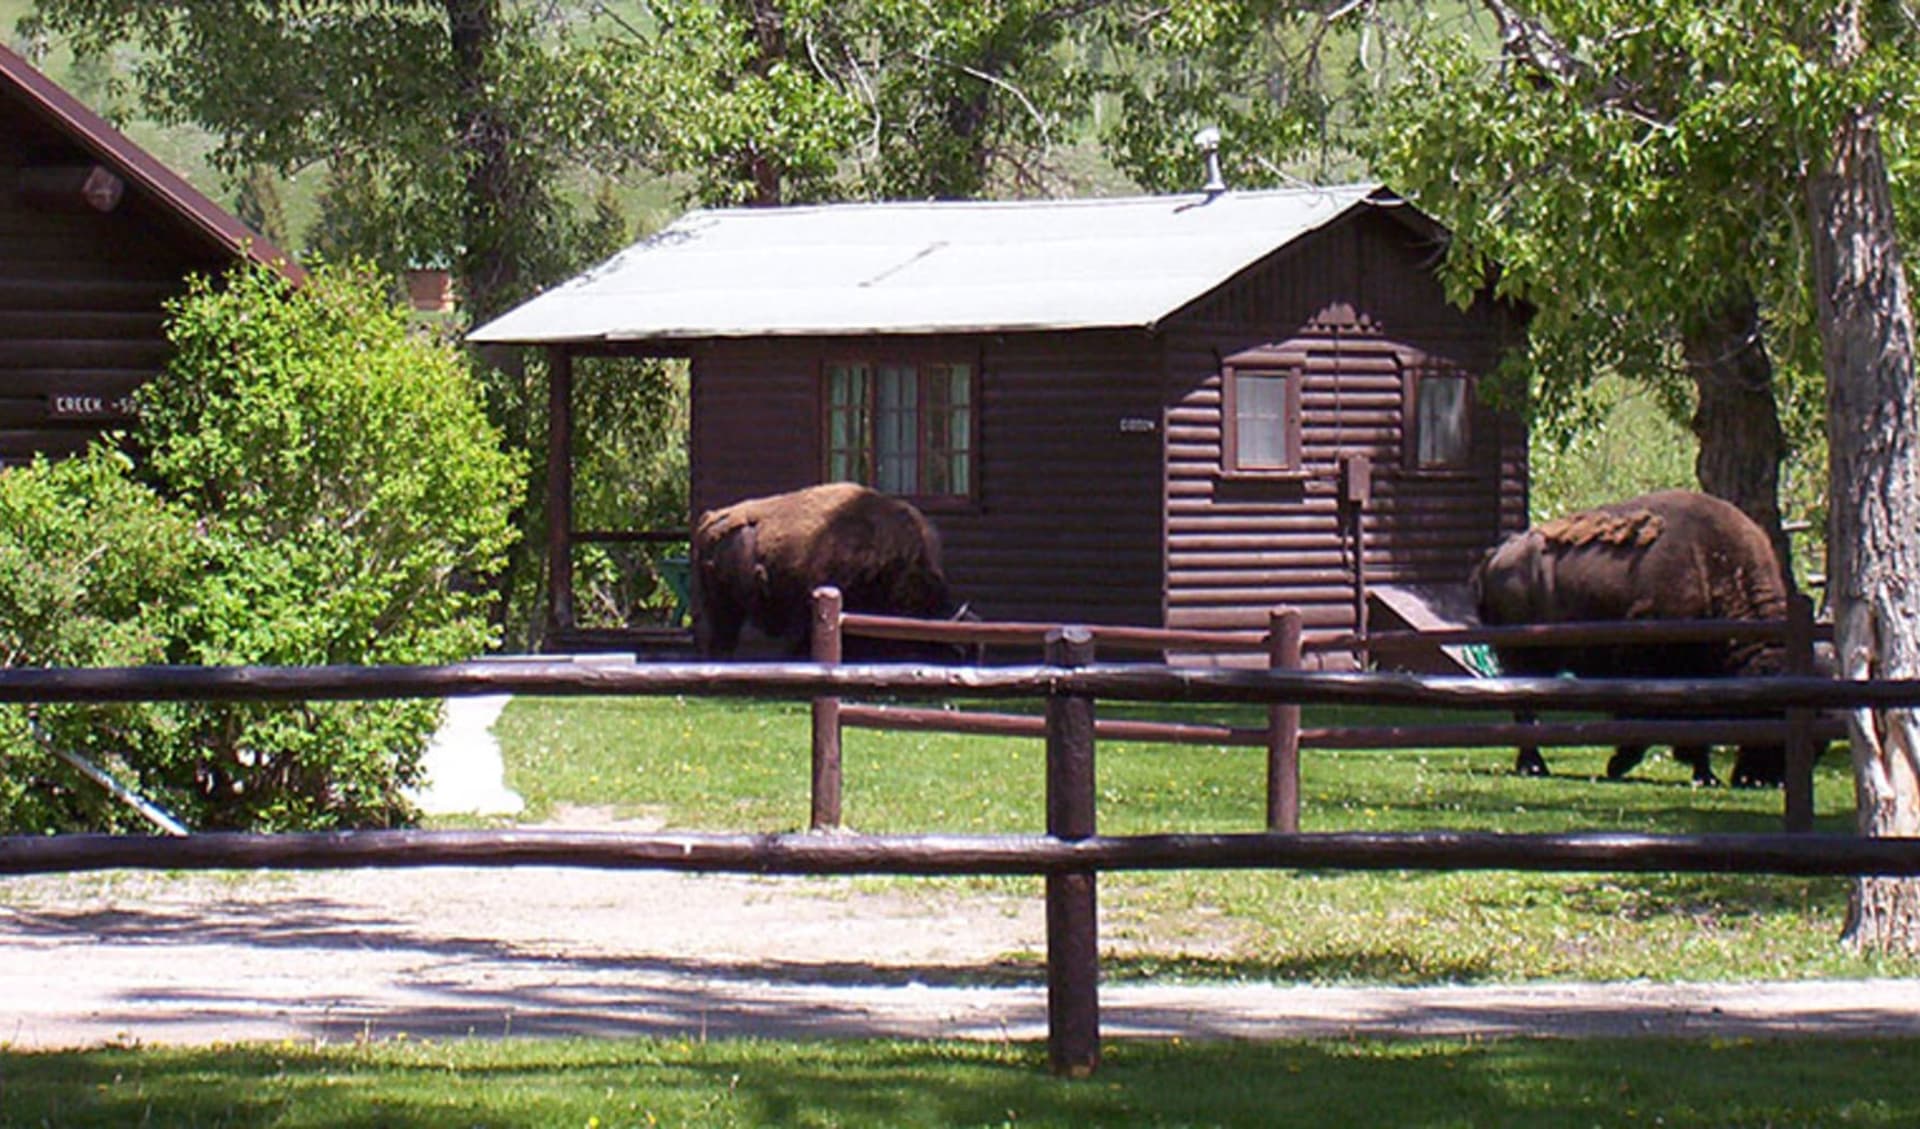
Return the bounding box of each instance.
[0,96,232,464]
[944,330,1163,626]
[688,330,1166,629]
[1162,208,1529,643]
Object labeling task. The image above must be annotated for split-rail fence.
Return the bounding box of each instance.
[813,587,1843,836]
[1,627,1917,1077]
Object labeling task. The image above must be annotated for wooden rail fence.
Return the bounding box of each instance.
[1,656,1914,1076]
[813,588,1839,835]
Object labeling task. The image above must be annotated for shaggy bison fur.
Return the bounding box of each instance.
[1471,489,1799,787]
[692,482,963,660]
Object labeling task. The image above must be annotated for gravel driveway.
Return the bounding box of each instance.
[9,853,1920,1050]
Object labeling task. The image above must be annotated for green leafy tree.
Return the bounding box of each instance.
[0,255,532,832]
[568,0,1100,204]
[1368,0,1920,952]
[0,264,521,833]
[1801,0,1920,953]
[1094,0,1358,192]
[20,0,583,325]
[1357,1,1826,576]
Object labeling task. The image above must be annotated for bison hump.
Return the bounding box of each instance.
[1537,509,1664,551]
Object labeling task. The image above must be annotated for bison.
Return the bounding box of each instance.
[692,482,966,660]
[1470,489,1797,787]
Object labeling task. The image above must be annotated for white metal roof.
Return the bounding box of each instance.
[469,184,1389,344]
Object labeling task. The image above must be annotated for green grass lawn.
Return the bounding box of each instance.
[491,694,1919,985]
[8,1036,1920,1128]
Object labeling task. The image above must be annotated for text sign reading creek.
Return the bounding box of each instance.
[48,394,135,420]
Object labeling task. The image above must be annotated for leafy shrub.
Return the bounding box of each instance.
[0,450,197,832]
[0,261,523,832]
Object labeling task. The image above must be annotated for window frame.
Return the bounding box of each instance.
[1221,362,1305,476]
[1403,362,1475,474]
[821,352,979,507]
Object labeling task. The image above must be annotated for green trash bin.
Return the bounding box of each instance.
[658,555,691,627]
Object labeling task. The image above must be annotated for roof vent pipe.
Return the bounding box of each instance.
[1194,126,1226,195]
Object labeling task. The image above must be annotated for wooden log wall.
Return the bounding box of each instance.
[941,330,1162,626]
[688,330,1167,629]
[1161,211,1528,652]
[0,102,229,464]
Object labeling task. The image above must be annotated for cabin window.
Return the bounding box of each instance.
[1409,366,1472,470]
[825,360,974,498]
[1224,366,1302,472]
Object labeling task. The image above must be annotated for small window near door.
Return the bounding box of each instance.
[1224,366,1301,472]
[825,360,974,499]
[1410,367,1472,470]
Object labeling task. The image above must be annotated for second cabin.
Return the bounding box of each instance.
[474,185,1530,663]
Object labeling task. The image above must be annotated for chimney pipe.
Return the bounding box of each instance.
[1194,126,1226,195]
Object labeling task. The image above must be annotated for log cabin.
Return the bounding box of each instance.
[0,43,298,463]
[471,185,1529,664]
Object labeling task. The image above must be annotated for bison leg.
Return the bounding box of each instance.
[1673,745,1720,788]
[1605,745,1650,780]
[695,603,746,658]
[1731,744,1786,789]
[1510,709,1549,776]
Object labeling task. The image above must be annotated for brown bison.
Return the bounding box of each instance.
[1471,490,1794,787]
[692,482,964,660]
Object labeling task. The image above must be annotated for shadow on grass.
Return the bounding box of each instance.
[1550,870,1853,923]
[1101,946,1497,985]
[1306,777,1852,836]
[13,1037,1920,1128]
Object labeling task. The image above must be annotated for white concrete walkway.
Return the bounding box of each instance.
[409,695,525,817]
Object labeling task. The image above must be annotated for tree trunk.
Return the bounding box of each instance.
[1805,6,1920,955]
[448,0,528,324]
[740,0,788,205]
[1685,294,1793,582]
[447,0,555,646]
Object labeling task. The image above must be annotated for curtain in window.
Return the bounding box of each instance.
[827,363,872,482]
[826,360,974,497]
[1415,374,1470,468]
[1236,373,1291,468]
[875,364,920,492]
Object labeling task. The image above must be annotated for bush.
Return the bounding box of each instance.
[0,261,523,832]
[0,450,197,832]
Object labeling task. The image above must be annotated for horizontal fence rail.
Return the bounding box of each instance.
[817,590,1842,837]
[1312,616,1834,656]
[842,611,1832,657]
[0,660,1903,711]
[7,829,1920,879]
[839,704,1848,752]
[7,645,1920,1076]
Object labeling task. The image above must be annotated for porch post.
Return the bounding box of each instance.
[546,346,575,641]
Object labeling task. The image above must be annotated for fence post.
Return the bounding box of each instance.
[1266,607,1303,833]
[1784,591,1817,833]
[1045,625,1099,1078]
[811,586,844,831]
[544,346,575,639]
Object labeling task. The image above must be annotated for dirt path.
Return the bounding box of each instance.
[9,845,1920,1050]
